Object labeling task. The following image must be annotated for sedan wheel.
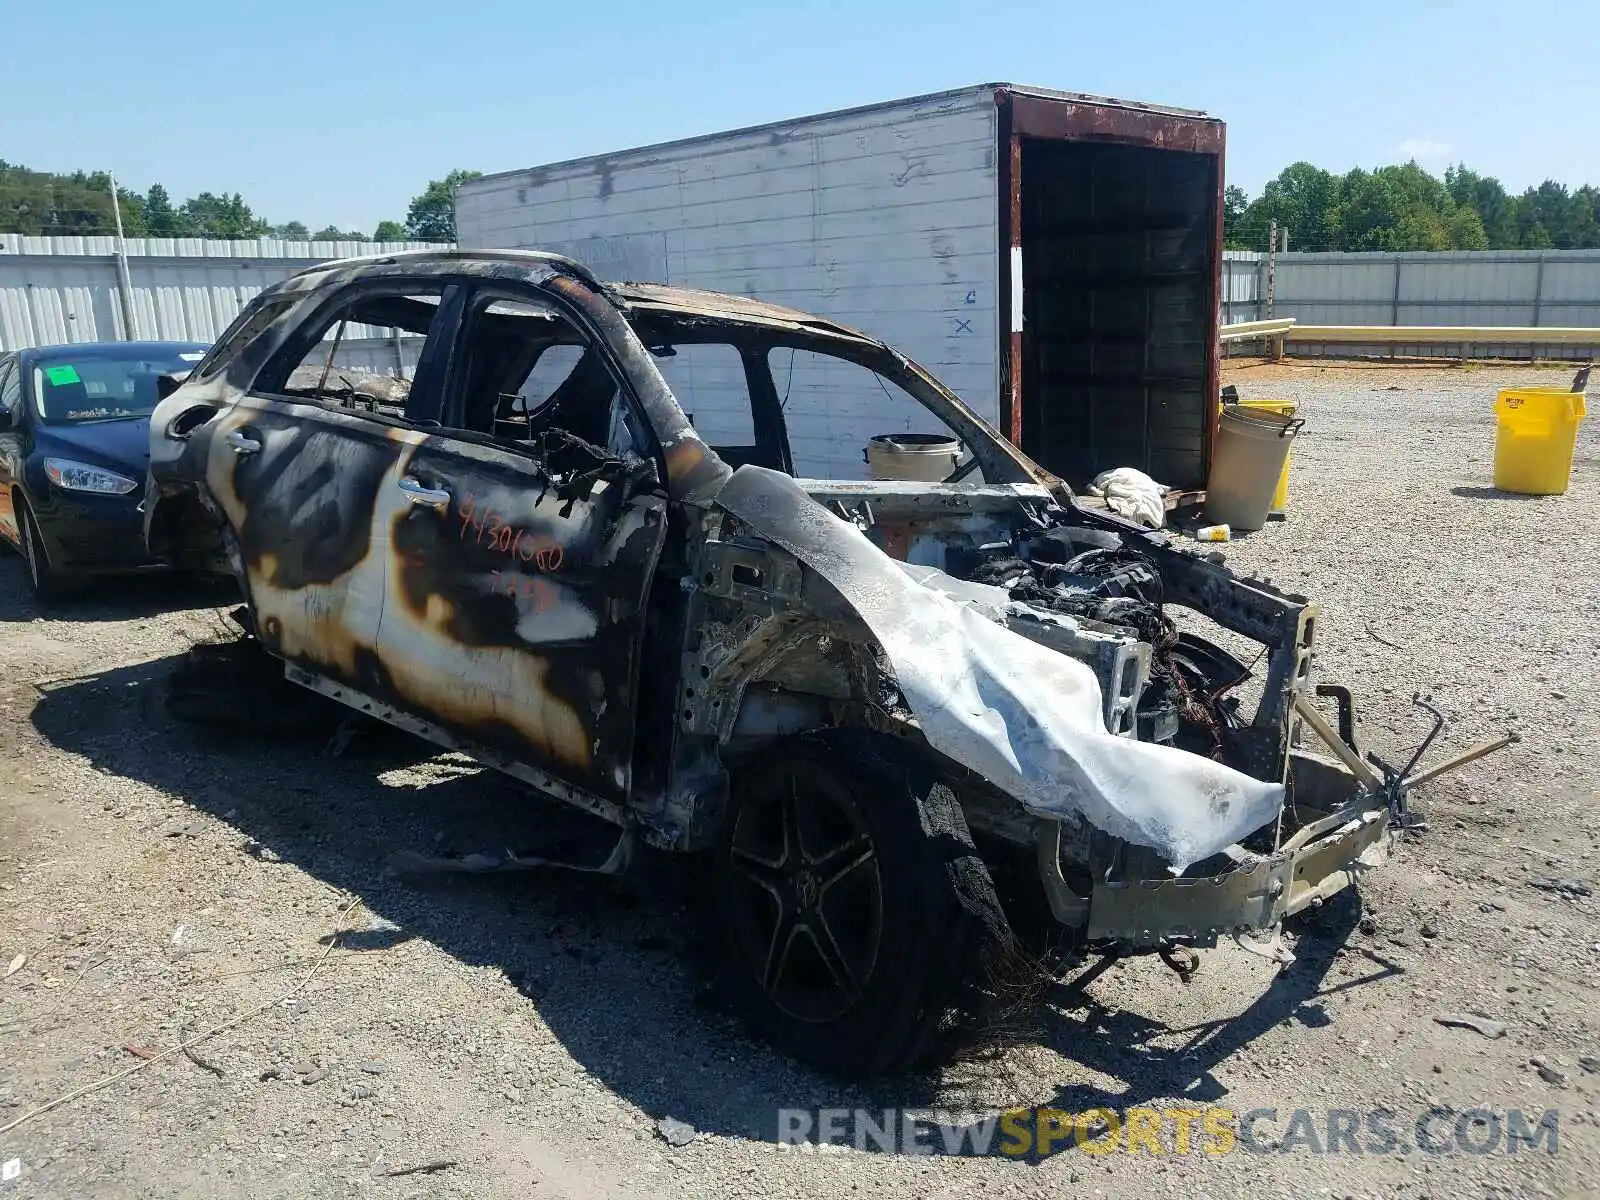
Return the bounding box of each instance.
[714,729,1017,1076]
[18,504,64,602]
[725,755,885,1025]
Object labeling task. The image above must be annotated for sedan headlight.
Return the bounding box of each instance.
[43,459,139,495]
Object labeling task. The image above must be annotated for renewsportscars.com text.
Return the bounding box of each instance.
[776,1105,1560,1158]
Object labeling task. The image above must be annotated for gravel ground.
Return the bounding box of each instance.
[0,362,1596,1199]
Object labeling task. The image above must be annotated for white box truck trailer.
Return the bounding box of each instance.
[455,84,1225,492]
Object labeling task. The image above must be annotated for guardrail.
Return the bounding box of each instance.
[1218,318,1297,343]
[1287,324,1600,346]
[1219,318,1297,360]
[1219,318,1600,361]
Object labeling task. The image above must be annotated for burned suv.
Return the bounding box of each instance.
[146,251,1507,1075]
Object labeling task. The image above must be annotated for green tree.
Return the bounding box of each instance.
[180,192,270,238]
[1445,166,1518,248]
[1444,205,1489,250]
[0,163,137,237]
[0,159,400,242]
[112,182,149,236]
[142,184,187,237]
[405,169,481,241]
[0,161,48,233]
[1571,185,1600,251]
[1519,180,1592,249]
[1243,162,1342,250]
[1329,163,1465,251]
[1221,185,1250,249]
[372,219,407,242]
[56,171,118,235]
[1516,211,1554,249]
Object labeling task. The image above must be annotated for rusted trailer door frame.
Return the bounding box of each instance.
[994,88,1226,489]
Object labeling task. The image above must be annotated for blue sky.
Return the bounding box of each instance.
[7,0,1595,232]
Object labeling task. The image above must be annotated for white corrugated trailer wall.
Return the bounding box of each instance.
[456,88,1001,481]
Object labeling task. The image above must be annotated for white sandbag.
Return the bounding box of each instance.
[1087,467,1168,529]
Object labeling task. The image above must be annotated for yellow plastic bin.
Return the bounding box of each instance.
[1493,388,1587,495]
[1216,399,1298,517]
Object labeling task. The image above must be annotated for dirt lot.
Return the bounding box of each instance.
[1,362,1596,1198]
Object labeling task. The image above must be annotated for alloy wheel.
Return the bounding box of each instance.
[724,759,884,1023]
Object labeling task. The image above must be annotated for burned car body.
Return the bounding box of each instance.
[146,251,1508,1074]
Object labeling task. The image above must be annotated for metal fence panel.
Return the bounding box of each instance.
[1543,259,1600,303]
[0,238,451,351]
[6,240,1600,360]
[1227,248,1600,358]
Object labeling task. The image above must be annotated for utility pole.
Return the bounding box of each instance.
[108,172,139,341]
[1265,218,1278,319]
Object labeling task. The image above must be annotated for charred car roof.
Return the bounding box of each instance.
[269,249,883,345]
[609,281,877,344]
[245,248,1055,501]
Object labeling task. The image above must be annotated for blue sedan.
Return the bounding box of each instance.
[0,340,210,600]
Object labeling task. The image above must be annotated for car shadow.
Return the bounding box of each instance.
[28,647,1393,1155]
[0,555,236,623]
[1449,485,1546,501]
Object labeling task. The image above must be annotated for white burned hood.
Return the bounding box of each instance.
[716,467,1284,871]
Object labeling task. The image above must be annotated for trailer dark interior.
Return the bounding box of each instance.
[1019,139,1218,491]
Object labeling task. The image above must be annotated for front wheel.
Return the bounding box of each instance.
[18,501,66,603]
[714,729,1018,1076]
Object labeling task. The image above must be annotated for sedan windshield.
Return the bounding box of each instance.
[32,347,206,425]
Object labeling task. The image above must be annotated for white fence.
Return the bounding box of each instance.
[0,236,451,353]
[1222,248,1600,359]
[3,237,1598,361]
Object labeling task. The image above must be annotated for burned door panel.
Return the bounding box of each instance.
[376,431,666,801]
[201,395,417,692]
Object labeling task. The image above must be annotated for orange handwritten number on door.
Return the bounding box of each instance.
[461,494,565,576]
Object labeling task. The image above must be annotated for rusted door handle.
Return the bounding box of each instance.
[398,476,451,511]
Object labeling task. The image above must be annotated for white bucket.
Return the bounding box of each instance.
[1206,406,1304,531]
[864,433,963,482]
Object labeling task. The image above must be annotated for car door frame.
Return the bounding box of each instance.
[621,318,796,476]
[196,276,464,701]
[367,275,671,806]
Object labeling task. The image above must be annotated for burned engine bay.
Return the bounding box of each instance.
[954,528,1249,758]
[682,467,1507,955]
[697,471,1304,874]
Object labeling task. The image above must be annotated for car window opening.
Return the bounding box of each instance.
[458,297,645,473]
[268,291,442,418]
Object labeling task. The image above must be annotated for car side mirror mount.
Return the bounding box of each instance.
[156,370,191,401]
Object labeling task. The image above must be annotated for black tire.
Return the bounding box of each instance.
[17,501,66,602]
[714,728,1019,1077]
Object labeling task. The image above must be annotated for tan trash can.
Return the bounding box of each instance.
[1206,407,1304,531]
[864,433,963,482]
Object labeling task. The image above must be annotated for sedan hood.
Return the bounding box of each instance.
[35,418,152,476]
